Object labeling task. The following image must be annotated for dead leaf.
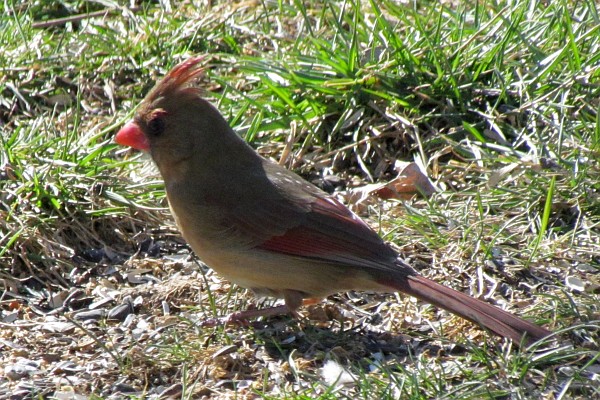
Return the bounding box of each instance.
[350,162,436,208]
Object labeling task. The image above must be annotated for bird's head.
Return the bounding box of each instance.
[115,56,232,178]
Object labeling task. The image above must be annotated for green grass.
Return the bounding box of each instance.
[1,0,599,399]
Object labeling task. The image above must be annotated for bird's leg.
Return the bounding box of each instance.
[199,291,319,327]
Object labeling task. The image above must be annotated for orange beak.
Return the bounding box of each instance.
[115,122,150,151]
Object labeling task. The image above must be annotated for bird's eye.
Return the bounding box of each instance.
[147,114,166,137]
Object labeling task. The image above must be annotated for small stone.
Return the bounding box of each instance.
[2,312,19,323]
[40,353,61,363]
[41,321,75,333]
[576,263,597,273]
[53,390,87,400]
[5,360,40,380]
[212,345,238,358]
[73,309,106,321]
[48,291,69,309]
[108,303,134,321]
[51,361,82,374]
[157,384,183,399]
[112,382,139,395]
[565,276,586,292]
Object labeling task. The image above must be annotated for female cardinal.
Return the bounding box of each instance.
[115,57,551,345]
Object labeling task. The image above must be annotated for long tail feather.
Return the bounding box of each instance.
[386,275,551,346]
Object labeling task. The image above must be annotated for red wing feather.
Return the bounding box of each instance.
[258,226,354,257]
[256,196,398,270]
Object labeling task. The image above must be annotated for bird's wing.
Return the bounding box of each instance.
[220,159,403,273]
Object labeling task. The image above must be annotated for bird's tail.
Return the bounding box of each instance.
[385,273,551,346]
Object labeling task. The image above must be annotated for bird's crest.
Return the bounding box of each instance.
[146,56,206,101]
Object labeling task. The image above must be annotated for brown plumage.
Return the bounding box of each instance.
[115,57,551,346]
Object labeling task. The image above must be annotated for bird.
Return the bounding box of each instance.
[115,56,551,346]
